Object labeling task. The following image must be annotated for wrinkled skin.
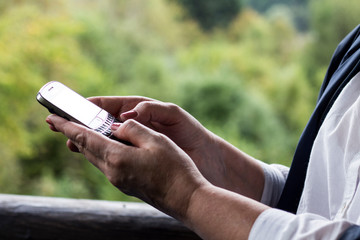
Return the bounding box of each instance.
[46,96,267,240]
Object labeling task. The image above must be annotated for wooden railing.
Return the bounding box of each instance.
[0,194,201,240]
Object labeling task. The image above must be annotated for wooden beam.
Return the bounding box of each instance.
[0,194,201,240]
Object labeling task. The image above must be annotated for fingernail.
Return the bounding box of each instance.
[121,110,138,119]
[46,117,52,124]
[46,114,56,124]
[111,122,121,131]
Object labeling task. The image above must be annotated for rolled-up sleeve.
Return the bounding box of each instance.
[253,162,353,239]
[249,208,353,240]
[257,161,288,207]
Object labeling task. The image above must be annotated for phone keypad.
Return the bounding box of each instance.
[95,114,119,137]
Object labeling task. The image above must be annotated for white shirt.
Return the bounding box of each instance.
[249,71,360,239]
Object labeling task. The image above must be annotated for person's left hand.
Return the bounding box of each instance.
[46,114,208,220]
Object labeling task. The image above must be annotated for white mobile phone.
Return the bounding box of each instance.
[37,81,119,137]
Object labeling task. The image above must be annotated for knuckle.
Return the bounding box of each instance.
[136,101,154,114]
[136,101,150,109]
[122,119,138,130]
[151,131,169,145]
[104,157,132,192]
[104,149,128,172]
[72,131,88,152]
[166,102,181,113]
[106,155,123,169]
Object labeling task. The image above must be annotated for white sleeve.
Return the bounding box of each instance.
[249,208,353,240]
[257,160,289,207]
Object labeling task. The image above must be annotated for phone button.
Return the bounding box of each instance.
[89,116,104,129]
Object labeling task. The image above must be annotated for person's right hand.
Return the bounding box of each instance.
[86,97,228,188]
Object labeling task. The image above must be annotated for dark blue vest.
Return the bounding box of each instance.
[274,24,360,239]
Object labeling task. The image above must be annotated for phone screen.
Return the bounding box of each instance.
[38,81,119,137]
[39,82,102,126]
[51,86,101,126]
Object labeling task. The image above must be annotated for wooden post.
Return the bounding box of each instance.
[0,194,201,240]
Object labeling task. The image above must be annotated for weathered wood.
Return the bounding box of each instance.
[0,194,201,240]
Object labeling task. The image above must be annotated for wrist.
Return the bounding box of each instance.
[160,166,209,222]
[184,183,268,240]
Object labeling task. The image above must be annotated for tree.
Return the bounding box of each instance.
[172,0,242,31]
[302,0,360,92]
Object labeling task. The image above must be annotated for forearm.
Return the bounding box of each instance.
[183,184,269,240]
[182,184,352,240]
[200,132,265,201]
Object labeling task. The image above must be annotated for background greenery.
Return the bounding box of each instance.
[0,0,358,201]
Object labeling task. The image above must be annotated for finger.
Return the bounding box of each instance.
[46,115,60,132]
[111,120,160,148]
[87,96,153,118]
[47,114,111,169]
[121,102,183,126]
[67,139,80,153]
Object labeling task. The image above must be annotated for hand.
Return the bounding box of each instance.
[88,96,208,152]
[47,96,213,174]
[85,97,228,190]
[46,114,208,220]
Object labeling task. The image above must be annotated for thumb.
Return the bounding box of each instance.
[111,120,158,147]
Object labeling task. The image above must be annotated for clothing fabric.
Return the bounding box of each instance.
[339,225,360,240]
[250,71,360,239]
[277,24,360,213]
[298,72,360,221]
[249,24,360,239]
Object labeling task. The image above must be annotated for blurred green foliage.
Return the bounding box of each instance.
[172,0,242,31]
[0,0,359,201]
